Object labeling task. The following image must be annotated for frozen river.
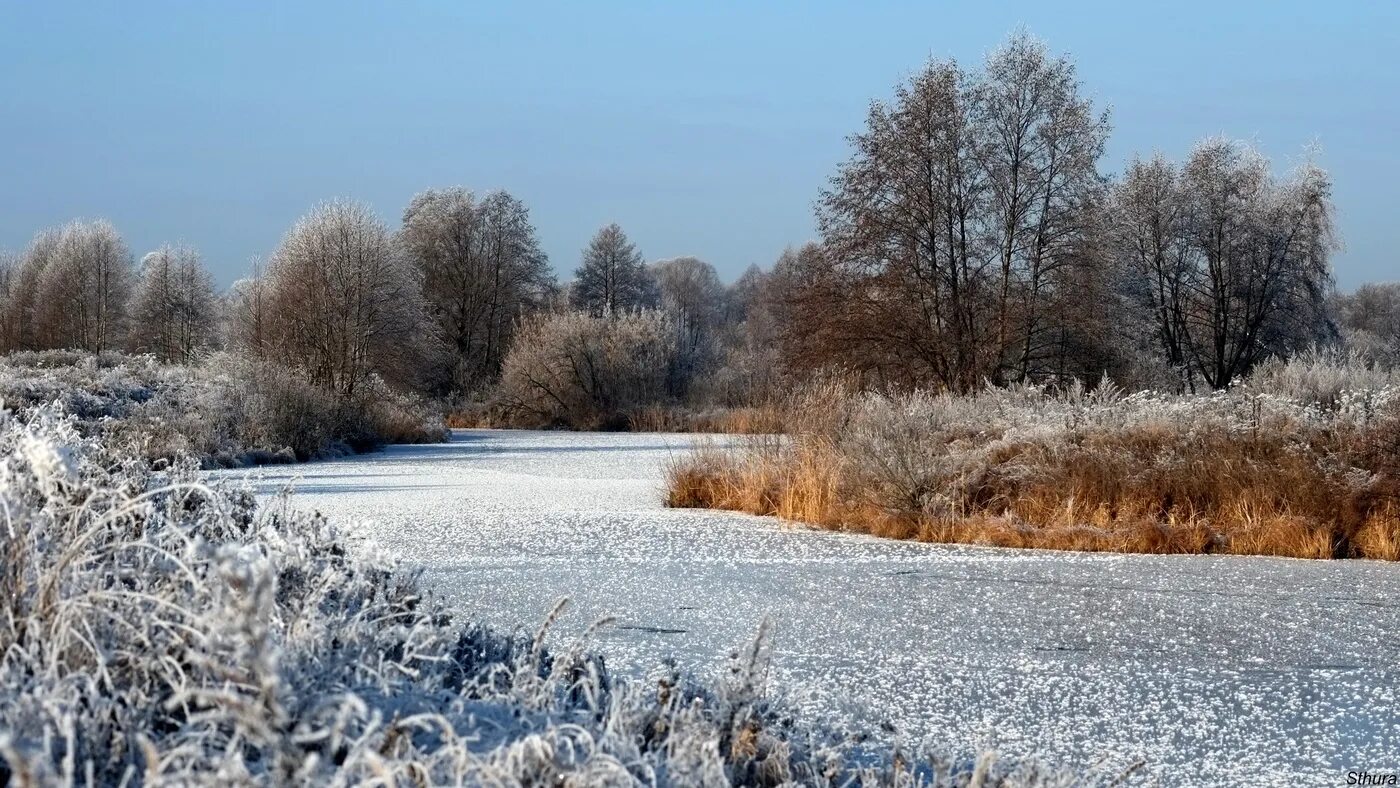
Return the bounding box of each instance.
[225,429,1400,786]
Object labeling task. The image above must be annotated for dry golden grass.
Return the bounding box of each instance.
[667,439,838,522]
[445,410,497,428]
[627,406,784,435]
[1352,507,1400,560]
[667,406,1400,561]
[449,403,784,434]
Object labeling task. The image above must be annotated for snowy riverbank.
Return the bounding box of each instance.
[221,429,1400,786]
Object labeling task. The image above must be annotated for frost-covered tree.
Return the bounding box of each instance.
[1335,282,1400,365]
[400,187,554,394]
[702,263,785,407]
[33,220,133,352]
[262,201,427,401]
[128,244,217,362]
[651,256,724,330]
[1112,139,1336,389]
[1182,139,1335,387]
[975,33,1111,379]
[224,259,271,359]
[1110,153,1191,381]
[722,263,768,327]
[3,230,61,351]
[570,223,656,316]
[0,251,19,352]
[807,32,1109,391]
[649,256,725,394]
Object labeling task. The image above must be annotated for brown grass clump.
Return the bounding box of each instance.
[445,404,500,428]
[1352,506,1400,561]
[666,372,1400,561]
[453,402,785,434]
[628,405,785,435]
[667,438,841,522]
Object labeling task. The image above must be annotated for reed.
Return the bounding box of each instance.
[667,367,1400,560]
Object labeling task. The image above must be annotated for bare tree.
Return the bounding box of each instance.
[813,60,989,390]
[3,230,61,351]
[0,251,19,352]
[262,201,427,401]
[1112,139,1336,389]
[974,32,1111,379]
[775,30,1341,396]
[805,35,1109,391]
[224,258,271,358]
[649,256,725,395]
[570,223,656,316]
[722,263,768,326]
[1335,282,1400,364]
[33,220,133,352]
[1111,153,1192,384]
[400,187,554,394]
[128,244,217,362]
[1025,206,1144,385]
[651,256,724,329]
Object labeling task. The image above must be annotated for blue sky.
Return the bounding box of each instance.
[2,1,1396,288]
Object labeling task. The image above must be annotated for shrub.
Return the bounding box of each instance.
[669,368,1400,560]
[495,309,681,429]
[0,351,446,466]
[1242,348,1399,407]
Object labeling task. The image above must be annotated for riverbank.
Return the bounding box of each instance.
[222,428,1400,785]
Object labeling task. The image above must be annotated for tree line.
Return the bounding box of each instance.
[0,192,770,414]
[772,33,1349,394]
[1,31,1394,418]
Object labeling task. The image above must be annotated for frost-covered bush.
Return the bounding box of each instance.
[496,310,684,429]
[193,354,443,461]
[1334,282,1400,369]
[670,366,1400,559]
[0,351,446,466]
[0,406,1090,786]
[1242,348,1399,407]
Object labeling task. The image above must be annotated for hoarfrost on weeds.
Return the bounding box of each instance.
[0,404,1100,786]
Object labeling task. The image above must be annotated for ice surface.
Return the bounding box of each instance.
[217,429,1400,786]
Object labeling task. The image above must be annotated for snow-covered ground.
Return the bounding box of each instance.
[222,429,1400,786]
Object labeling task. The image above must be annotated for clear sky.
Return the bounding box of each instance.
[2,1,1396,288]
